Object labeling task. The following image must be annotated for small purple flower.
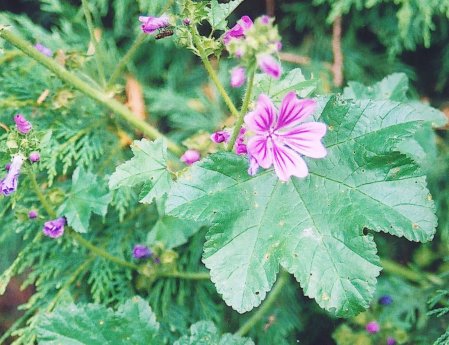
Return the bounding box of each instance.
[5,163,11,171]
[183,18,191,25]
[378,295,393,305]
[386,337,396,345]
[223,16,253,45]
[181,149,201,165]
[28,210,38,219]
[35,43,52,57]
[14,114,32,134]
[29,152,40,163]
[260,15,271,25]
[211,131,230,144]
[257,54,282,79]
[230,66,246,88]
[43,217,66,238]
[244,92,326,181]
[0,155,25,196]
[365,321,380,334]
[132,244,152,259]
[139,14,170,34]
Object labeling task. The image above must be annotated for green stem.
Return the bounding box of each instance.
[0,28,183,156]
[81,0,106,85]
[192,28,239,118]
[158,270,210,280]
[380,258,444,286]
[227,67,256,151]
[107,33,147,88]
[236,270,289,337]
[28,169,56,218]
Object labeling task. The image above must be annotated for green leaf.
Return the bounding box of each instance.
[254,68,317,102]
[36,296,162,345]
[174,321,254,345]
[206,0,245,31]
[165,96,438,316]
[108,138,172,203]
[58,167,111,233]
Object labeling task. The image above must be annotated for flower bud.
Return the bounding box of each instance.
[28,210,38,219]
[365,321,380,334]
[211,131,230,144]
[29,152,40,163]
[230,66,246,88]
[181,149,201,165]
[132,244,152,259]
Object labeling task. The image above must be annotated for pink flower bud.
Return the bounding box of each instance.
[29,152,40,163]
[365,321,380,334]
[230,66,246,88]
[210,131,230,143]
[181,149,201,165]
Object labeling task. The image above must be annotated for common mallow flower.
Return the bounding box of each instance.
[230,66,246,88]
[132,244,152,259]
[223,16,253,45]
[244,92,326,181]
[29,152,40,163]
[211,130,230,144]
[139,14,170,34]
[257,54,282,79]
[365,321,380,334]
[181,149,200,165]
[0,155,25,196]
[28,210,38,219]
[43,217,66,238]
[378,295,393,305]
[386,337,396,345]
[14,114,32,134]
[35,43,52,57]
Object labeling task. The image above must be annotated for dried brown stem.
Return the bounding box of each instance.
[331,15,344,87]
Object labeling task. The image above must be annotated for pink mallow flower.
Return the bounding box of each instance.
[43,217,66,238]
[181,149,201,165]
[223,16,253,45]
[244,92,326,181]
[14,114,32,134]
[230,66,246,88]
[0,155,25,196]
[211,131,230,144]
[257,54,282,79]
[139,14,170,34]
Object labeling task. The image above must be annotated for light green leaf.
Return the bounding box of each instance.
[165,96,437,316]
[174,321,254,345]
[343,73,409,101]
[36,296,162,345]
[108,138,172,203]
[206,0,245,31]
[254,68,317,102]
[58,167,111,233]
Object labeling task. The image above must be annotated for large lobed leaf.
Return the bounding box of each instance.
[58,167,111,233]
[36,296,162,345]
[165,96,443,316]
[206,0,245,31]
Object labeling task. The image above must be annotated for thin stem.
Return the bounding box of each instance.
[381,258,444,286]
[192,28,239,118]
[81,0,106,85]
[107,33,147,88]
[236,270,289,337]
[227,67,256,151]
[28,169,56,218]
[158,270,210,280]
[0,28,183,156]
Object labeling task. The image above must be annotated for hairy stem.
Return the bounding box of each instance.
[81,0,106,85]
[227,67,255,151]
[192,28,239,118]
[0,28,183,156]
[236,270,289,336]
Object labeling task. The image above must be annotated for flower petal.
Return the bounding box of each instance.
[279,122,327,158]
[276,92,316,130]
[272,142,308,181]
[244,94,277,132]
[247,135,273,169]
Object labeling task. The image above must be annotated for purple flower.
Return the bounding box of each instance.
[0,155,25,196]
[257,54,282,79]
[365,321,380,334]
[223,16,253,45]
[211,131,230,144]
[378,295,393,305]
[260,15,271,25]
[29,152,40,163]
[5,163,10,171]
[183,18,191,25]
[28,210,38,219]
[386,337,396,345]
[35,43,52,57]
[139,14,170,34]
[230,66,246,88]
[244,92,326,181]
[181,149,201,165]
[43,217,66,238]
[14,114,32,134]
[132,244,152,259]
